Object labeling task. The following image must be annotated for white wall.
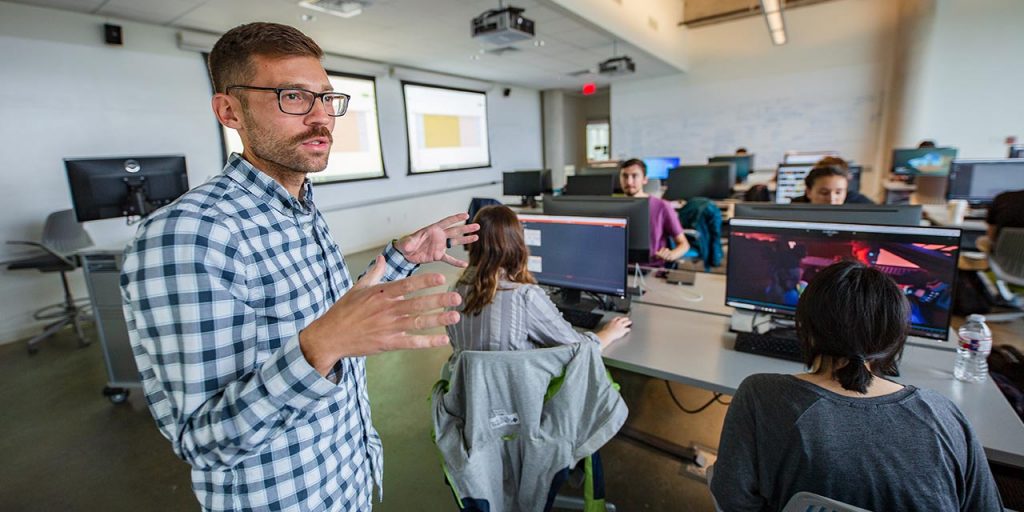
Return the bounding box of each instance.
[898,0,1024,158]
[0,1,542,343]
[612,0,899,189]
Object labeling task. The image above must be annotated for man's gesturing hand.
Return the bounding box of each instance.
[299,255,462,376]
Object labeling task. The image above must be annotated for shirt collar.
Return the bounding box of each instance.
[223,153,315,215]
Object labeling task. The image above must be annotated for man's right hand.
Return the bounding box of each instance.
[299,255,462,376]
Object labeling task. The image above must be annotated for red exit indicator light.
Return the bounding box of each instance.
[582,83,597,95]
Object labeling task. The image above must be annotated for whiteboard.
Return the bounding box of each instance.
[611,64,883,169]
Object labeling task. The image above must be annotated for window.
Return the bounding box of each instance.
[221,71,386,184]
[402,82,491,174]
[586,120,611,163]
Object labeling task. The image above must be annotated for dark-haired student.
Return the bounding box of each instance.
[790,162,874,205]
[618,158,690,266]
[710,261,1002,511]
[447,205,631,352]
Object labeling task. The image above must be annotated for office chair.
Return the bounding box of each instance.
[431,343,624,512]
[987,227,1024,321]
[990,228,1024,287]
[6,209,94,354]
[781,491,872,512]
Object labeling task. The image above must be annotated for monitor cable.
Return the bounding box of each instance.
[665,380,726,415]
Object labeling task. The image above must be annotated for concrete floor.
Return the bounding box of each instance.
[0,247,726,511]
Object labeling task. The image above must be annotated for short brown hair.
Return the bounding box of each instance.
[208,22,324,94]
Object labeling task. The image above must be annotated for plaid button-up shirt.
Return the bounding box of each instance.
[121,154,417,511]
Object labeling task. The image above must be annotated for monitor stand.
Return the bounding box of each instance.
[552,288,600,313]
[519,195,538,208]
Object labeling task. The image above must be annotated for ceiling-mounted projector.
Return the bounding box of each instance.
[471,6,535,45]
[598,56,636,76]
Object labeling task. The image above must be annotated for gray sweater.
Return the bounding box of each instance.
[710,374,1003,512]
[432,342,627,512]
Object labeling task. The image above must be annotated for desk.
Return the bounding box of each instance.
[921,204,987,250]
[632,272,731,317]
[601,304,1024,467]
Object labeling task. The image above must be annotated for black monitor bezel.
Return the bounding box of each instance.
[946,158,1024,205]
[890,147,959,176]
[64,154,189,222]
[542,194,650,261]
[663,163,735,201]
[517,213,629,298]
[725,218,962,341]
[502,170,544,197]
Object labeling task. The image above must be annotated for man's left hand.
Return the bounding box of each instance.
[395,213,481,267]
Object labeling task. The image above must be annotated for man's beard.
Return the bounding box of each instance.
[242,112,333,175]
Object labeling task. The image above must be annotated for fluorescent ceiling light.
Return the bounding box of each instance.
[759,0,787,46]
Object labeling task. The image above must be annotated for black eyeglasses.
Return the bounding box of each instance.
[226,85,350,117]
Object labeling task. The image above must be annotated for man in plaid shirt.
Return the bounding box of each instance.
[121,23,479,511]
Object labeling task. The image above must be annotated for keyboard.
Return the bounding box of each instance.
[734,331,900,376]
[734,331,804,363]
[557,307,603,330]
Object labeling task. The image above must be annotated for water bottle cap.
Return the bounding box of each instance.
[967,314,986,323]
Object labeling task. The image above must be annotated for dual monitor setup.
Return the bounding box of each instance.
[513,202,961,368]
[64,155,190,222]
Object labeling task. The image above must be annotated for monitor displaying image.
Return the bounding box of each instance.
[403,82,490,174]
[891,147,958,176]
[727,219,961,340]
[642,157,680,180]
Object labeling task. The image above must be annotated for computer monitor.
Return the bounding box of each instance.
[847,164,862,193]
[578,167,624,194]
[733,203,923,226]
[891,147,958,176]
[517,213,628,302]
[65,155,190,222]
[503,170,544,204]
[727,218,961,341]
[542,194,649,263]
[783,151,838,165]
[946,159,1024,205]
[642,157,681,180]
[663,164,735,201]
[709,155,753,183]
[774,164,813,203]
[564,175,615,196]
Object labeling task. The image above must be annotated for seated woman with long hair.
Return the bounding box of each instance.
[447,205,631,352]
[711,261,1002,511]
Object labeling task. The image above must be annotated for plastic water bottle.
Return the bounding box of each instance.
[953,314,992,383]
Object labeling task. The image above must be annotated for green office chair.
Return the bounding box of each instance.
[6,209,94,354]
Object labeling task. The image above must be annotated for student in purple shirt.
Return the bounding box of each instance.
[619,159,690,266]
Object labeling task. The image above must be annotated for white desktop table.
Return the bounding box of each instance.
[632,272,732,317]
[601,304,1024,468]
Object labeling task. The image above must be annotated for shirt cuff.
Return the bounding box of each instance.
[260,334,338,411]
[382,242,419,280]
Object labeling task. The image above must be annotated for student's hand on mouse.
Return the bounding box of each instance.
[597,316,632,343]
[299,255,463,376]
[395,213,481,267]
[655,248,675,261]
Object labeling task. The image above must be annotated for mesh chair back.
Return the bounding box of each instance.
[41,209,94,255]
[991,227,1024,286]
